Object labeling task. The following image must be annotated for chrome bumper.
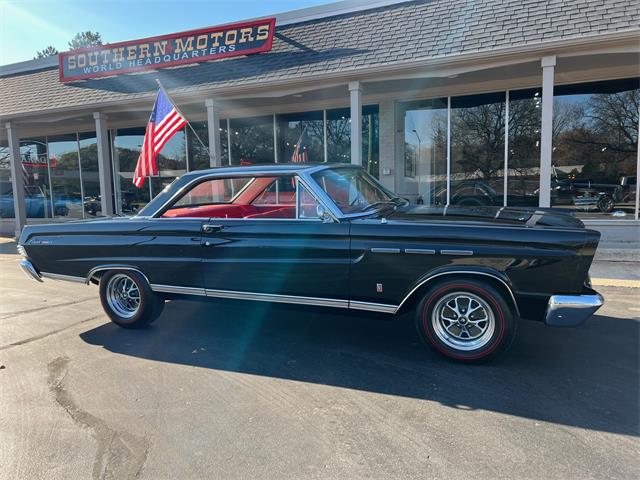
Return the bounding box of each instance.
[19,259,43,283]
[544,291,604,327]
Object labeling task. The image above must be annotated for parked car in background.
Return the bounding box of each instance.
[18,164,603,362]
[0,181,69,218]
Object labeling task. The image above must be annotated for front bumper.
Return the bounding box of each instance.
[544,288,604,327]
[19,259,43,282]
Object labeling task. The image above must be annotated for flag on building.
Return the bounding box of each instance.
[133,89,187,188]
[291,126,309,163]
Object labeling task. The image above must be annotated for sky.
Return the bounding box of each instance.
[0,0,331,65]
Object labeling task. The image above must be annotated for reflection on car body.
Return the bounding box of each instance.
[17,164,603,363]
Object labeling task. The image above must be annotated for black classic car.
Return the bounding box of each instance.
[17,164,603,362]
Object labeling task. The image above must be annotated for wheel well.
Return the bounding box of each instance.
[396,272,520,317]
[86,266,150,286]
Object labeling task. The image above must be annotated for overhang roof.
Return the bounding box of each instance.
[1,0,639,119]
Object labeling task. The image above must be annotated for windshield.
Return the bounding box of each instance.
[311,167,397,214]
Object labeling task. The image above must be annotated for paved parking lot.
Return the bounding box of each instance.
[1,247,638,480]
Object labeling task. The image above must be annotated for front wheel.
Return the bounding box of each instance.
[99,270,164,328]
[415,279,517,363]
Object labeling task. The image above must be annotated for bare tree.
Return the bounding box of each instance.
[68,31,103,50]
[34,46,59,59]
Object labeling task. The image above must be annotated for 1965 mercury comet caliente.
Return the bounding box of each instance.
[18,164,604,362]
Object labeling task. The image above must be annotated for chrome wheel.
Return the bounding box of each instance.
[431,291,495,351]
[106,274,141,319]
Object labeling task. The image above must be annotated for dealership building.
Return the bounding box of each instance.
[1,0,639,243]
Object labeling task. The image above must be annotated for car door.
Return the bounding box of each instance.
[200,177,350,304]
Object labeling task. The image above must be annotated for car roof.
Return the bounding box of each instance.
[182,162,360,179]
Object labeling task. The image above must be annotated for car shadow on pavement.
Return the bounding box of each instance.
[80,298,639,437]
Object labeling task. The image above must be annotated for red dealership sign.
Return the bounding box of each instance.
[59,18,276,82]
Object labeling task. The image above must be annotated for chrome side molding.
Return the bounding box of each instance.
[404,248,436,255]
[371,248,401,254]
[41,272,85,283]
[349,300,397,314]
[440,249,473,256]
[151,284,206,296]
[205,288,350,309]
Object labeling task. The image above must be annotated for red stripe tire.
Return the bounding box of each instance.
[414,278,517,363]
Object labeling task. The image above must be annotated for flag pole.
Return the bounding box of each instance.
[155,78,214,164]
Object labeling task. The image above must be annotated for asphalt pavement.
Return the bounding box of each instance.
[0,244,638,479]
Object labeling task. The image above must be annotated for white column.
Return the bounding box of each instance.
[378,100,395,191]
[349,81,362,166]
[539,55,556,208]
[93,112,114,216]
[5,122,26,238]
[205,98,222,167]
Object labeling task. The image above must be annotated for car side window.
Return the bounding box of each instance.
[297,181,320,219]
[161,174,324,221]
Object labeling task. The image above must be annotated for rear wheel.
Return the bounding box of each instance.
[99,270,164,328]
[415,279,517,363]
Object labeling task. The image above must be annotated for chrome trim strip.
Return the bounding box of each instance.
[85,265,150,285]
[19,259,43,283]
[371,248,401,254]
[150,171,340,223]
[135,279,400,314]
[349,300,397,314]
[395,270,520,315]
[41,272,85,283]
[440,249,473,256]
[405,248,436,255]
[150,284,207,296]
[545,293,604,327]
[205,288,350,308]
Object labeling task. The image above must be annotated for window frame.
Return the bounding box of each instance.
[152,172,332,222]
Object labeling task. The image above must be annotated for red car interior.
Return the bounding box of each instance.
[162,204,297,218]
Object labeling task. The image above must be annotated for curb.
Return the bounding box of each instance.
[594,248,640,262]
[591,278,640,288]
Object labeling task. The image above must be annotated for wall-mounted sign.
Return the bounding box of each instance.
[59,18,276,82]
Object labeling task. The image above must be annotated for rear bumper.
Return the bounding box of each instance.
[19,259,43,283]
[544,288,604,327]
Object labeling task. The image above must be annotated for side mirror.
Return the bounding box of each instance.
[316,203,333,223]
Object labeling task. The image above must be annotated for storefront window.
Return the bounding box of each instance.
[0,141,12,219]
[508,89,542,206]
[112,127,187,214]
[78,132,101,217]
[326,108,350,163]
[326,106,380,176]
[156,128,186,196]
[20,138,53,219]
[551,78,638,218]
[403,98,448,205]
[277,111,324,163]
[451,92,506,207]
[229,115,275,165]
[187,121,209,171]
[47,134,83,219]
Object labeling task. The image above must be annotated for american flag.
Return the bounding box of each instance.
[133,89,187,188]
[290,126,308,163]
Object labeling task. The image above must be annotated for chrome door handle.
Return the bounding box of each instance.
[202,224,223,233]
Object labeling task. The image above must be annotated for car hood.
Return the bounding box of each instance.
[385,204,585,229]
